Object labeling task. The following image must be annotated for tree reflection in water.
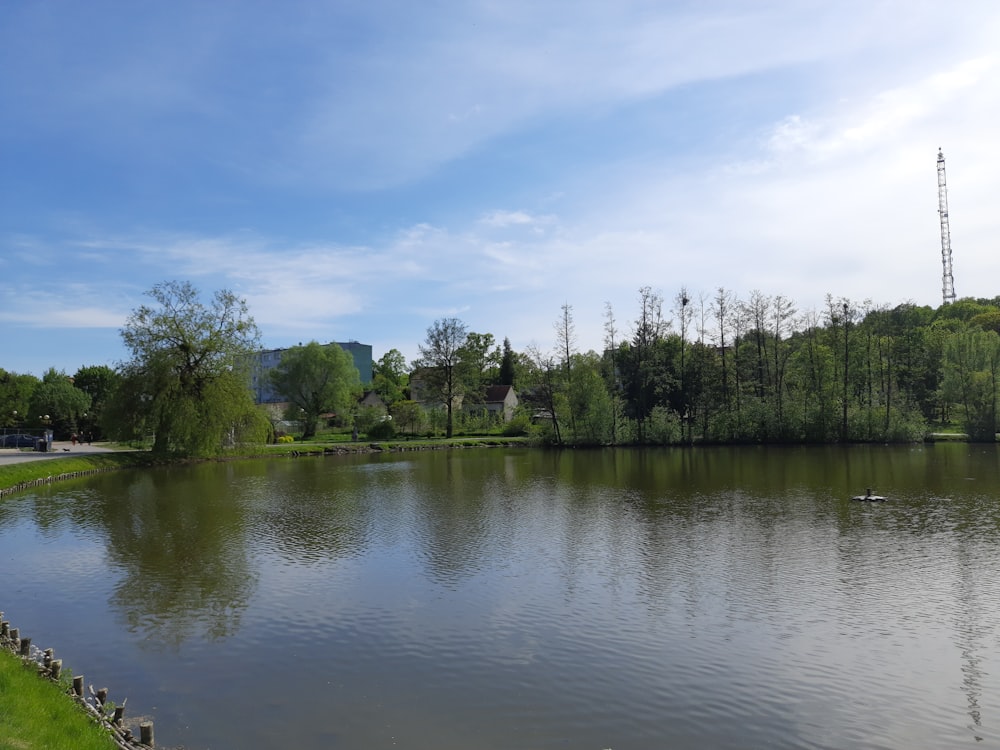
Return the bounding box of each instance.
[101,465,257,647]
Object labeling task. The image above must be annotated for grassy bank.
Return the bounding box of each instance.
[0,452,163,497]
[255,434,531,456]
[0,649,117,750]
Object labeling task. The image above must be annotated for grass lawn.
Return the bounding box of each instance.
[0,650,117,750]
[0,452,162,498]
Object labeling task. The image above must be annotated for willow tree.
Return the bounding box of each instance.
[111,281,269,455]
[269,341,360,438]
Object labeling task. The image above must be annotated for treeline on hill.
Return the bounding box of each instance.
[3,282,1000,455]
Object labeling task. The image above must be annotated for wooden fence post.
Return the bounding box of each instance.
[1,619,153,749]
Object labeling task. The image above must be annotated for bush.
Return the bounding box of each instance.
[276,435,295,443]
[502,412,532,437]
[354,406,387,434]
[367,419,395,440]
[646,406,682,444]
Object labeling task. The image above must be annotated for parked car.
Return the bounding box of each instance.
[0,433,38,448]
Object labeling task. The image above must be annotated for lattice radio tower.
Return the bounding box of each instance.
[937,148,957,304]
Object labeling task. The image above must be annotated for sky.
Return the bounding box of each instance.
[2,1,999,378]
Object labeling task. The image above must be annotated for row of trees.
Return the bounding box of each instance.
[528,289,1000,445]
[366,287,1000,445]
[0,365,112,441]
[407,289,1000,445]
[3,281,1000,456]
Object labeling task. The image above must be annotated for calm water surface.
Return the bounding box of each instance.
[1,445,1000,749]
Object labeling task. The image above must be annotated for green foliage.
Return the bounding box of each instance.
[276,434,295,443]
[367,418,396,439]
[424,404,449,436]
[969,310,1000,335]
[457,331,499,404]
[354,404,388,434]
[519,345,565,445]
[567,352,614,445]
[0,452,160,494]
[0,369,39,428]
[502,410,532,437]
[72,365,119,439]
[416,317,468,438]
[455,408,500,435]
[0,651,118,750]
[934,297,997,323]
[17,282,1000,449]
[390,399,425,436]
[28,368,92,439]
[645,405,682,444]
[108,280,266,456]
[372,348,408,405]
[498,337,517,386]
[268,341,361,439]
[941,327,1000,440]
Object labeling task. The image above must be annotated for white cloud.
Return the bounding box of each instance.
[479,210,537,228]
[4,1,1000,374]
[291,0,974,189]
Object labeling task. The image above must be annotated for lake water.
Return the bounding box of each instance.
[1,445,999,749]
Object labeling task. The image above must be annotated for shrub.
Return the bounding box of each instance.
[367,419,395,440]
[502,412,532,437]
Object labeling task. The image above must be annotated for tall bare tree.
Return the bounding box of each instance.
[712,287,734,415]
[674,287,693,439]
[416,318,468,438]
[603,301,621,444]
[555,303,578,441]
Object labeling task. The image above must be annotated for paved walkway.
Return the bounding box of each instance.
[0,441,122,465]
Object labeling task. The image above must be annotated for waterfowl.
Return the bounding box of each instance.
[852,488,886,502]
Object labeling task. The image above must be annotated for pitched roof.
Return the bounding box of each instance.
[484,385,514,403]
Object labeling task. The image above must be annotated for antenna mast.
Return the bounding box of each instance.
[937,148,956,304]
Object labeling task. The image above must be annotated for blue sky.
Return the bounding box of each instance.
[3,1,999,377]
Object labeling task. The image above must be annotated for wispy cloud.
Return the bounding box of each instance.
[2,1,1000,375]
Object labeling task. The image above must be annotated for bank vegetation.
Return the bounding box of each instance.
[4,281,1000,457]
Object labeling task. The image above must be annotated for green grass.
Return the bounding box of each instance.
[0,452,163,497]
[250,435,531,457]
[0,650,117,750]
